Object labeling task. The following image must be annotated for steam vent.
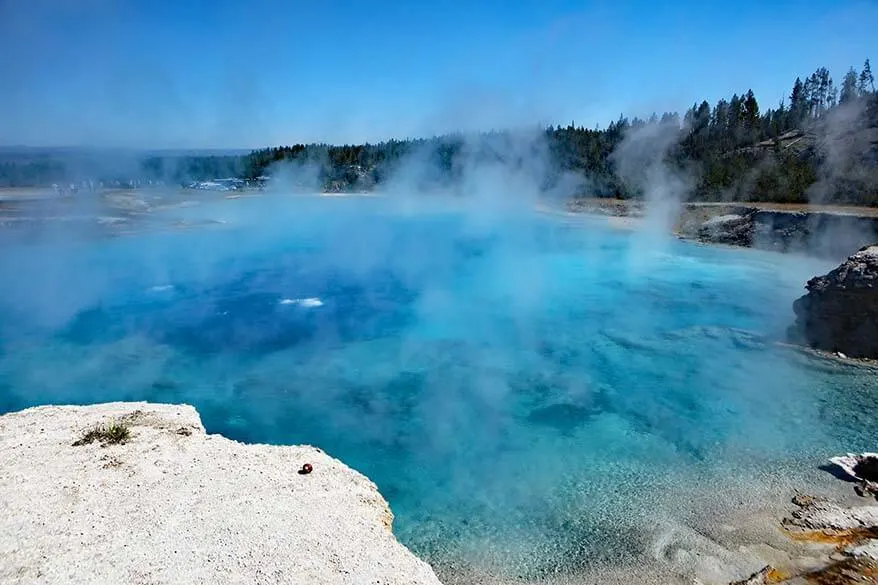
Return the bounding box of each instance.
[791,245,878,358]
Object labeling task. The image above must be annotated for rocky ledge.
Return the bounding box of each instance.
[724,453,878,585]
[566,198,878,259]
[731,494,878,585]
[0,402,442,585]
[685,207,878,258]
[790,245,878,358]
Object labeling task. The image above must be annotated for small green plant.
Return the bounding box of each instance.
[72,421,131,447]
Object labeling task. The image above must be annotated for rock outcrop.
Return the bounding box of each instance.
[688,207,878,257]
[783,495,878,534]
[728,495,878,585]
[830,453,878,499]
[697,212,755,247]
[0,402,442,585]
[790,245,878,358]
[565,198,878,258]
[753,211,878,258]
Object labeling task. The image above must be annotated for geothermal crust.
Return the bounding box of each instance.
[0,402,442,585]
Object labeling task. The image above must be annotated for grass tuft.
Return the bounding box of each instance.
[72,421,131,447]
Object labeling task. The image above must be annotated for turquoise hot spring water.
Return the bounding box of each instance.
[1,196,876,581]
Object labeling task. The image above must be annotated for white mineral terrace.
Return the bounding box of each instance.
[0,402,442,585]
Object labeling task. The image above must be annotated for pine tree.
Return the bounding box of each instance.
[728,94,747,146]
[711,99,730,144]
[827,80,838,109]
[803,68,832,116]
[804,74,819,117]
[789,78,806,126]
[728,94,741,126]
[743,89,760,128]
[772,100,787,136]
[841,67,859,103]
[859,58,875,93]
[660,112,679,126]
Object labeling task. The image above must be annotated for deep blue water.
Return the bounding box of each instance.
[1,196,877,579]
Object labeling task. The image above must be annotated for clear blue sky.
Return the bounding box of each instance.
[1,0,875,149]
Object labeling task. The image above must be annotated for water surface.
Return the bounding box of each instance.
[1,196,876,581]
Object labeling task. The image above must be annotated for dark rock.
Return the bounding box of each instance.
[697,211,755,246]
[789,245,878,358]
[684,206,878,258]
[753,211,878,258]
[830,454,878,483]
[855,480,878,500]
[855,457,878,483]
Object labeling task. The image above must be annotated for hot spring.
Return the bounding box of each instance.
[1,195,877,582]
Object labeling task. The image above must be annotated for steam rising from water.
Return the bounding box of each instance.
[3,3,877,582]
[0,113,876,585]
[1,191,877,583]
[611,119,691,237]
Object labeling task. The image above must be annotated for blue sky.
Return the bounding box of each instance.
[1,0,875,148]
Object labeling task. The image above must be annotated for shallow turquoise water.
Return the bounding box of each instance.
[1,196,877,580]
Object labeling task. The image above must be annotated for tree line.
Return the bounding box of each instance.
[1,59,875,204]
[233,58,878,203]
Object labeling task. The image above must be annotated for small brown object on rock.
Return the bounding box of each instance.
[299,463,313,475]
[792,493,818,507]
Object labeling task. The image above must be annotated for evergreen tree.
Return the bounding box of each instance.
[660,112,680,126]
[771,100,787,137]
[860,59,875,93]
[727,94,741,126]
[695,101,711,126]
[827,79,838,109]
[803,74,817,117]
[815,67,832,114]
[683,103,697,128]
[743,89,760,128]
[789,78,806,126]
[840,67,859,103]
[711,99,730,145]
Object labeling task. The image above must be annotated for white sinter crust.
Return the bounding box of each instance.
[0,402,442,585]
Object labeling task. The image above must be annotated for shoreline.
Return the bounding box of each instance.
[562,197,878,260]
[2,402,876,585]
[565,197,878,218]
[431,454,872,584]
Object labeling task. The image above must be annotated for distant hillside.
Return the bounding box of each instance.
[0,147,245,189]
[1,60,876,206]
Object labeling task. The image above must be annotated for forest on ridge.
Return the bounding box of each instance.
[1,59,876,206]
